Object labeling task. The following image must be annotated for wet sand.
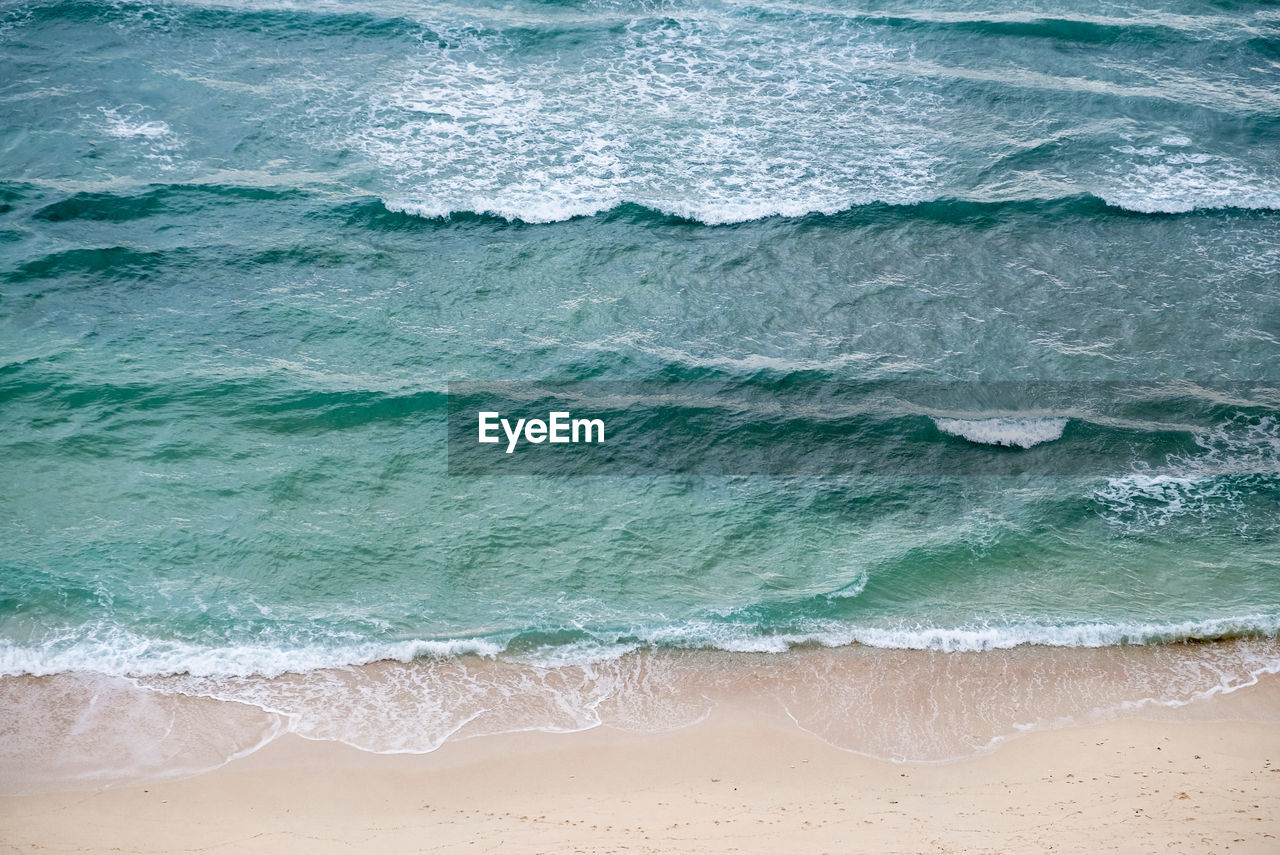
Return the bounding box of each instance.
[2,674,1278,854]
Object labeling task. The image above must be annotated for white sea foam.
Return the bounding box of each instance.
[353,10,943,225]
[1093,415,1279,529]
[96,105,183,168]
[824,572,870,600]
[510,639,642,668]
[641,615,1280,655]
[1094,473,1219,527]
[933,416,1068,448]
[321,5,1280,224]
[0,628,505,680]
[101,115,171,140]
[147,649,715,755]
[1099,144,1280,214]
[5,610,1280,680]
[846,616,1280,652]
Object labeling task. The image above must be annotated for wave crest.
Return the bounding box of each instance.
[933,416,1068,448]
[380,193,1280,226]
[4,614,1279,679]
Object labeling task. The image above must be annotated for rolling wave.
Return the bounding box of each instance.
[381,191,1280,226]
[7,179,1278,234]
[3,614,1280,679]
[932,417,1069,448]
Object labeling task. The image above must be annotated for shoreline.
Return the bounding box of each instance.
[4,638,1279,796]
[3,674,1279,854]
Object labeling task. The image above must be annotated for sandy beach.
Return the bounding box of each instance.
[3,672,1277,855]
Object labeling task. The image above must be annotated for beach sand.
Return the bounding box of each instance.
[2,673,1278,855]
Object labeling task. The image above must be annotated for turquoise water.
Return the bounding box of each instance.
[1,0,1278,702]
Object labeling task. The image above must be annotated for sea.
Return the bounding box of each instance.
[1,0,1278,791]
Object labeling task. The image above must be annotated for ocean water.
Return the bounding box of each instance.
[1,0,1279,784]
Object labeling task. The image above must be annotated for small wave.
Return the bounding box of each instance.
[0,632,506,680]
[11,613,1280,679]
[848,617,1280,652]
[628,615,1280,656]
[16,183,1274,232]
[932,416,1068,448]
[382,194,874,227]
[379,193,1279,227]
